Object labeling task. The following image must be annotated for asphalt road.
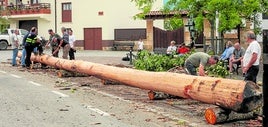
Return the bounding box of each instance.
[0,49,181,127]
[0,70,141,127]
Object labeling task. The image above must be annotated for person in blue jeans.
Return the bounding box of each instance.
[21,31,30,67]
[11,29,19,66]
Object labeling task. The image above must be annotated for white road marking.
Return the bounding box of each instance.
[10,74,22,78]
[89,88,188,123]
[51,91,69,97]
[29,81,42,86]
[84,105,110,116]
[90,88,130,103]
[0,71,7,73]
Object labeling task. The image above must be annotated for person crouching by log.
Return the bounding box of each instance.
[52,27,70,59]
[184,52,219,76]
[25,27,42,69]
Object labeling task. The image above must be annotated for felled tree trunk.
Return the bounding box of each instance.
[205,106,262,125]
[31,54,262,113]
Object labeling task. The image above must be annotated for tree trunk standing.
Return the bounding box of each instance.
[262,31,268,127]
[31,54,262,113]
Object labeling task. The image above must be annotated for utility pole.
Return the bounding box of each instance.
[263,31,268,127]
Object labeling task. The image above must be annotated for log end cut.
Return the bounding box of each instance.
[233,81,262,113]
[205,108,217,125]
[205,106,260,125]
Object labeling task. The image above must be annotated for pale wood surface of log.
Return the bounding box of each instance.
[31,54,262,113]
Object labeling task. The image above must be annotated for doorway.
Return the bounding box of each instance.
[84,28,102,50]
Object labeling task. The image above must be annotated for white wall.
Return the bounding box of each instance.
[56,0,164,40]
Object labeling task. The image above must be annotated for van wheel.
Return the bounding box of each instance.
[0,41,8,50]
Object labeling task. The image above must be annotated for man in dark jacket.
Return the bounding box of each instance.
[24,27,41,68]
[20,30,30,67]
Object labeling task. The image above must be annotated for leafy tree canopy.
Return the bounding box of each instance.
[132,0,268,33]
[0,7,10,33]
[0,18,9,33]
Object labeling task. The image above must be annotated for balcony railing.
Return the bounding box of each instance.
[3,3,51,15]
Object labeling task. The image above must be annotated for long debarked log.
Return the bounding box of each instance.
[31,54,262,113]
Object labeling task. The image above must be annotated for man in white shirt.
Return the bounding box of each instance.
[166,40,177,55]
[68,29,76,60]
[11,29,19,66]
[242,31,261,83]
[137,38,144,52]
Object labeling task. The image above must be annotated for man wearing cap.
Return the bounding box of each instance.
[184,52,219,76]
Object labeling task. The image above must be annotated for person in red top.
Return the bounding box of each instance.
[177,43,190,55]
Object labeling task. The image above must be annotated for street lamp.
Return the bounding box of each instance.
[188,17,196,36]
[185,16,196,48]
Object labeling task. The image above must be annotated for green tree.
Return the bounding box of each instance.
[0,6,10,33]
[132,0,268,34]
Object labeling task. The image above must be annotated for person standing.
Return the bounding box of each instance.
[45,29,61,57]
[20,30,30,67]
[184,52,219,76]
[242,31,261,83]
[25,27,40,69]
[68,29,76,60]
[53,27,70,59]
[11,29,19,66]
[137,38,144,52]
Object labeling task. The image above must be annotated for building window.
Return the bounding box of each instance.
[263,13,268,19]
[62,3,72,22]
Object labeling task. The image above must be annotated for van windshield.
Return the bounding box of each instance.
[20,29,29,36]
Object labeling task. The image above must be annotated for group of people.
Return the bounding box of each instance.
[184,30,261,83]
[12,29,261,83]
[11,27,76,69]
[45,27,76,60]
[166,40,191,55]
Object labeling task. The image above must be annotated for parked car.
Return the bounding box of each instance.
[0,28,29,50]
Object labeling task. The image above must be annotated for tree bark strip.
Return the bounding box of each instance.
[57,70,89,78]
[31,54,262,113]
